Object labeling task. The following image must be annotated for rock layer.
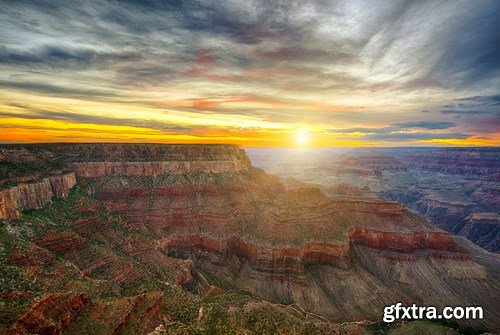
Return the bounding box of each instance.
[0,173,76,219]
[8,293,90,335]
[72,152,497,326]
[162,235,353,275]
[72,160,249,178]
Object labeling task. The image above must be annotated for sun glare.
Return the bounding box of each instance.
[295,131,309,147]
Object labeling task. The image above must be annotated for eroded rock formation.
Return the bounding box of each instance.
[8,293,90,335]
[0,173,76,219]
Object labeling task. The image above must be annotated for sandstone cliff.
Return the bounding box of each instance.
[0,173,76,220]
[1,180,367,334]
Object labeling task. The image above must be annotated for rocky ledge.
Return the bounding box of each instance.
[0,173,76,219]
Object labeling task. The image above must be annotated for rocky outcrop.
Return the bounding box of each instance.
[8,293,90,335]
[34,231,87,254]
[455,213,499,252]
[161,229,470,280]
[0,174,41,187]
[162,235,353,275]
[379,188,500,253]
[0,173,76,220]
[7,292,170,335]
[83,292,167,335]
[401,148,500,177]
[348,228,469,256]
[48,173,77,198]
[74,153,498,326]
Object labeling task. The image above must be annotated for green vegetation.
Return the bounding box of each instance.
[431,319,488,335]
[366,320,488,335]
[0,159,67,189]
[86,171,251,191]
[388,321,458,335]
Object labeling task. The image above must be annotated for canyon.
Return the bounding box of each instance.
[0,144,499,334]
[248,147,499,253]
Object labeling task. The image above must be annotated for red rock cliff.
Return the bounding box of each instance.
[0,173,76,220]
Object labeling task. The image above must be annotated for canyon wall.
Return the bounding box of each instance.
[0,173,76,220]
[160,228,471,280]
[248,147,500,253]
[0,143,249,219]
[73,156,497,325]
[0,143,250,163]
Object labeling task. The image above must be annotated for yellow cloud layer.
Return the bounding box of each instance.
[1,90,498,147]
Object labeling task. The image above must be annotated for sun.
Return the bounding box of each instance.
[295,131,309,147]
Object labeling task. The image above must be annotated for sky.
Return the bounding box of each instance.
[0,0,499,147]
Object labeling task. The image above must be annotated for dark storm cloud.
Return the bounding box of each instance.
[324,119,467,142]
[454,95,500,106]
[2,0,499,92]
[112,0,315,44]
[440,110,499,116]
[416,94,500,139]
[429,3,500,88]
[439,95,500,117]
[361,1,500,91]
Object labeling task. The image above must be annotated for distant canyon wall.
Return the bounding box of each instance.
[248,147,500,253]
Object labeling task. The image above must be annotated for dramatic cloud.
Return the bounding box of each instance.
[0,0,498,146]
[327,120,464,142]
[0,45,139,69]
